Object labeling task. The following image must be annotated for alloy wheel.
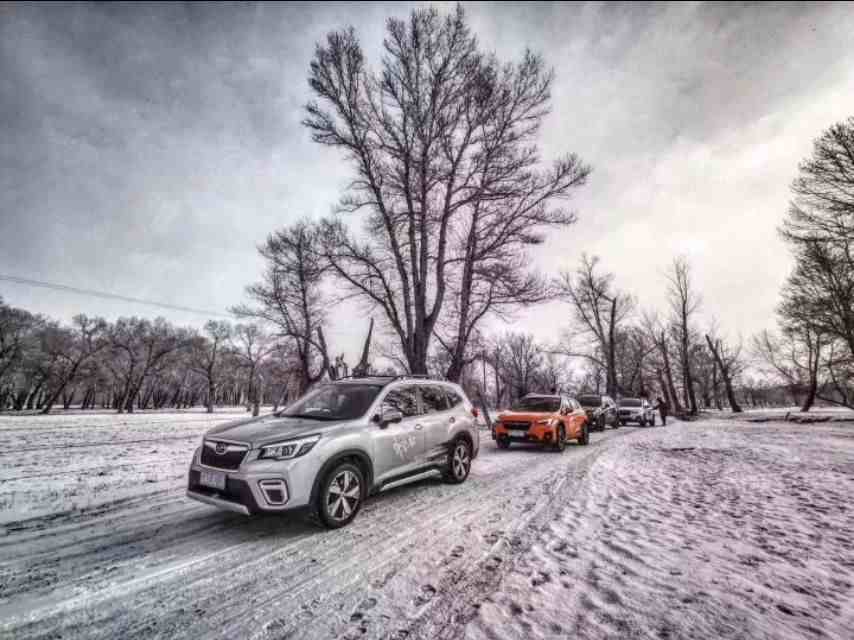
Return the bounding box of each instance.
[452,442,471,480]
[326,469,361,522]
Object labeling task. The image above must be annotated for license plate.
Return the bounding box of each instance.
[200,470,226,491]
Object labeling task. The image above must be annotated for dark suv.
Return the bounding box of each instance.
[187,376,479,528]
[577,394,620,431]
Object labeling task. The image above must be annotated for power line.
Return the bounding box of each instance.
[0,274,235,319]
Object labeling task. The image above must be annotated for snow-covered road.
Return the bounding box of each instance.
[1,412,852,640]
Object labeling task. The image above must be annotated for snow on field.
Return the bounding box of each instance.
[0,413,851,639]
[0,408,260,524]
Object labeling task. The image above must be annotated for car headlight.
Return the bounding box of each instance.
[258,435,321,460]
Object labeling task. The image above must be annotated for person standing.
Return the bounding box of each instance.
[656,396,669,425]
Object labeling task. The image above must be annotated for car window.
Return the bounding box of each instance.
[382,386,420,418]
[422,385,450,413]
[512,396,561,413]
[281,383,383,421]
[445,388,464,408]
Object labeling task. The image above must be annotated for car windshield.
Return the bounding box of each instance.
[620,398,642,407]
[512,396,561,413]
[280,384,383,421]
[578,395,600,408]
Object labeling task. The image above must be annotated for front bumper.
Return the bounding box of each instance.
[187,447,315,515]
[494,423,555,444]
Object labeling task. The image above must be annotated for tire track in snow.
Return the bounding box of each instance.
[1,428,637,640]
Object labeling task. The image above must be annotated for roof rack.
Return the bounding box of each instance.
[334,373,440,383]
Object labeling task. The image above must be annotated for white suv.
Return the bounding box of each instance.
[617,397,656,427]
[187,376,480,528]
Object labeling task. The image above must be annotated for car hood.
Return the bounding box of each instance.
[497,410,556,422]
[204,414,351,447]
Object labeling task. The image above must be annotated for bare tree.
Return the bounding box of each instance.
[235,221,332,395]
[642,311,683,415]
[753,326,835,411]
[232,324,274,417]
[189,320,232,413]
[305,6,590,377]
[757,116,854,411]
[0,298,40,390]
[503,332,544,402]
[556,255,634,397]
[107,318,187,414]
[704,326,743,413]
[666,256,700,415]
[39,315,108,414]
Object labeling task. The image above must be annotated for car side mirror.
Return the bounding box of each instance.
[560,407,570,416]
[375,408,403,428]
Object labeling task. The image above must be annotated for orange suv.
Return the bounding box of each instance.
[493,394,589,451]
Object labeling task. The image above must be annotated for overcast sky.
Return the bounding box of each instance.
[2,1,854,363]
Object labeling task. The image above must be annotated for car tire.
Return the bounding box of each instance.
[614,417,621,428]
[640,417,647,427]
[578,422,589,446]
[314,461,365,529]
[444,438,472,484]
[496,438,511,450]
[552,424,566,452]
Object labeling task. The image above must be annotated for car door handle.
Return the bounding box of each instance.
[414,423,424,430]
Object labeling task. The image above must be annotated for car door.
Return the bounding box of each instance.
[371,385,427,486]
[604,396,617,425]
[420,384,454,464]
[560,395,580,438]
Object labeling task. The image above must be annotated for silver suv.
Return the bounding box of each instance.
[186,376,479,528]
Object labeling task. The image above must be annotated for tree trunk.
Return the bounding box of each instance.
[207,379,215,413]
[660,336,683,415]
[801,336,821,412]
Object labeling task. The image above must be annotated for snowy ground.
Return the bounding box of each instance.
[0,413,851,639]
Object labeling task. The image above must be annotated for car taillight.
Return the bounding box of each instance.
[471,407,479,418]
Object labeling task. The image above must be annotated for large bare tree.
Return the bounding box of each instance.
[305,6,590,377]
[761,116,854,409]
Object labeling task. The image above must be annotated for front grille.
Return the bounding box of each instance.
[200,440,249,470]
[503,421,531,431]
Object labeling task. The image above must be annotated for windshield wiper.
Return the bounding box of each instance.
[284,413,339,421]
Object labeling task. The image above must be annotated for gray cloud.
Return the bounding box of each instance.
[2,1,853,361]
